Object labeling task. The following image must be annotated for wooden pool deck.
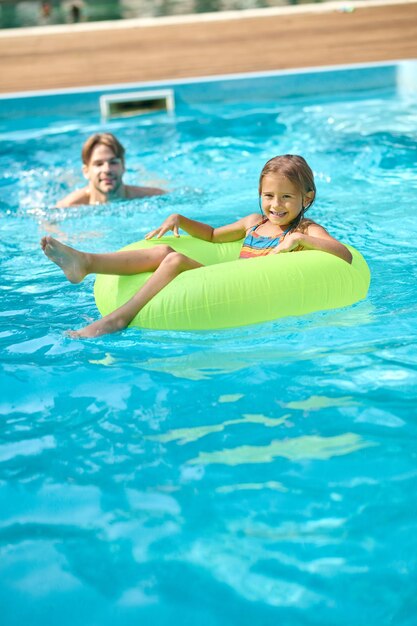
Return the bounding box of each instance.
[0,0,416,94]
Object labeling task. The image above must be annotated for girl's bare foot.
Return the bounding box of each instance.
[41,236,88,284]
[66,314,127,339]
[66,327,98,339]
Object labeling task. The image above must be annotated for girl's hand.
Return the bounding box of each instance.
[145,213,181,239]
[273,232,303,254]
[273,229,353,263]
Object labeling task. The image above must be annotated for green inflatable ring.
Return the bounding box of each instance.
[94,236,370,330]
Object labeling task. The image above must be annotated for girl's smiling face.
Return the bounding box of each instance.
[261,173,314,229]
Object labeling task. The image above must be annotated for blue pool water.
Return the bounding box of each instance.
[1,65,417,625]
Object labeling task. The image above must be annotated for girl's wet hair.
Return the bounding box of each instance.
[259,154,316,210]
[81,133,126,166]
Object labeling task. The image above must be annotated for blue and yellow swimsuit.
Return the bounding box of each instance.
[239,218,290,259]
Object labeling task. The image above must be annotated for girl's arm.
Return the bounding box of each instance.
[145,212,259,243]
[275,223,353,264]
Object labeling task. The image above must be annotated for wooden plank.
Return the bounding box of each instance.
[0,3,416,93]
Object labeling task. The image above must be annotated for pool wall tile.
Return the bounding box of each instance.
[0,60,415,121]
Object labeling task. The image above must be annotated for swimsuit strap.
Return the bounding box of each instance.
[279,223,295,239]
[250,217,294,240]
[248,217,268,235]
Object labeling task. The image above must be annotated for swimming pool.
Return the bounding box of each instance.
[1,61,417,625]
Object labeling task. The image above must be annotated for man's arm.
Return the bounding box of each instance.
[56,187,90,208]
[125,185,166,199]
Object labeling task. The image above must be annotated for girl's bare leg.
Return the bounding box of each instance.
[41,236,174,283]
[69,252,202,338]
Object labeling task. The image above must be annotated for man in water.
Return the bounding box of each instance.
[57,132,165,207]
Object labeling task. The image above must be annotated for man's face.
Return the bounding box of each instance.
[83,143,125,198]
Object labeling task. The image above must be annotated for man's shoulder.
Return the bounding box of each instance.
[125,185,166,199]
[56,187,90,208]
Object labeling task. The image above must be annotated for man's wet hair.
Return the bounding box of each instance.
[81,133,125,165]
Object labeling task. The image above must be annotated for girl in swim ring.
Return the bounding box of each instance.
[41,155,352,338]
